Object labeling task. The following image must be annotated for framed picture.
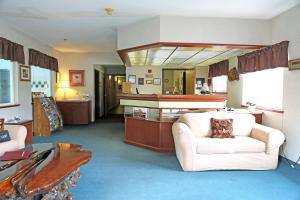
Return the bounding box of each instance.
[69,70,85,86]
[196,78,205,89]
[138,78,144,85]
[146,80,153,84]
[19,65,31,81]
[153,78,161,85]
[128,75,136,84]
[289,58,300,70]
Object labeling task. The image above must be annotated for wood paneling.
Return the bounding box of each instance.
[118,94,225,102]
[56,101,91,125]
[124,117,175,152]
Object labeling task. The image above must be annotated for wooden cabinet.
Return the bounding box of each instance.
[5,120,33,144]
[56,100,91,125]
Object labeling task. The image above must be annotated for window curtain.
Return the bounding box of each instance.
[29,49,58,72]
[238,41,289,74]
[208,60,229,78]
[0,37,25,64]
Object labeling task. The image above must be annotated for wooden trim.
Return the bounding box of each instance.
[0,104,20,109]
[241,105,284,114]
[118,94,225,102]
[117,42,268,66]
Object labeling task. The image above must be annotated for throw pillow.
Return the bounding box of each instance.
[0,118,4,130]
[0,130,11,143]
[211,118,234,138]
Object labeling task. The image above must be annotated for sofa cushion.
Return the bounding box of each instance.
[0,140,19,156]
[196,136,266,154]
[211,118,234,138]
[177,111,255,137]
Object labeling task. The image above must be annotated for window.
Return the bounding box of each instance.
[31,66,53,97]
[0,59,14,105]
[212,75,227,93]
[242,68,285,110]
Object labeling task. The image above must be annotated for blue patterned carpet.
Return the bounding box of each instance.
[34,121,300,200]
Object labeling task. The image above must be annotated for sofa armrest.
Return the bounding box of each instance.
[250,123,285,154]
[172,122,197,171]
[4,125,27,149]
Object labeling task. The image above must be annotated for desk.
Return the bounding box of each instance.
[119,94,226,152]
[5,120,33,144]
[0,143,91,199]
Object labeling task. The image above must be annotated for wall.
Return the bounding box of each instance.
[118,16,271,50]
[118,17,161,50]
[160,16,271,45]
[0,20,60,120]
[126,66,209,94]
[56,52,123,121]
[272,4,300,162]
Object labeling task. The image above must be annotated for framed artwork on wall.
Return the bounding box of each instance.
[146,80,153,84]
[153,78,161,85]
[128,75,136,84]
[19,65,31,81]
[138,78,144,85]
[69,70,85,86]
[289,58,300,70]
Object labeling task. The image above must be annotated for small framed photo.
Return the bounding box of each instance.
[69,70,85,86]
[289,58,300,70]
[146,80,153,84]
[153,78,161,85]
[138,78,144,85]
[19,65,31,81]
[128,75,136,84]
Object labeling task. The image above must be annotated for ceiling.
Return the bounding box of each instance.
[126,45,256,67]
[0,0,299,53]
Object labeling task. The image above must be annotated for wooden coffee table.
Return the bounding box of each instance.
[0,143,92,200]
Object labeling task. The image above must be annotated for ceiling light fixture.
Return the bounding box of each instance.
[104,8,114,15]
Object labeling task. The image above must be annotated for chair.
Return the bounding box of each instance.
[0,125,27,156]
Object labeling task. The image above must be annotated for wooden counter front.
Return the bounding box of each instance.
[124,117,175,152]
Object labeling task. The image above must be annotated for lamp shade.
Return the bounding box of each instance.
[61,80,69,89]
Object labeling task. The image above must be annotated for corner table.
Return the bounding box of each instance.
[0,143,92,199]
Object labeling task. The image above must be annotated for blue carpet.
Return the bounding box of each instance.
[34,121,300,200]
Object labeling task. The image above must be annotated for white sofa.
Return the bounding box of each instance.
[0,125,27,156]
[172,111,285,171]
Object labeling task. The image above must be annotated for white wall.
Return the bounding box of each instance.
[57,52,123,121]
[272,4,300,162]
[0,20,60,120]
[118,17,160,50]
[118,16,272,50]
[160,16,271,45]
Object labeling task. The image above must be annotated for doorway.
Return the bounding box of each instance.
[162,69,195,95]
[94,69,105,119]
[104,75,126,116]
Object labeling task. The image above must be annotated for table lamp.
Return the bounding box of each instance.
[61,80,69,99]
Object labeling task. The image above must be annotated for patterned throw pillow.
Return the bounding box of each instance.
[0,118,4,131]
[0,130,11,143]
[210,118,234,138]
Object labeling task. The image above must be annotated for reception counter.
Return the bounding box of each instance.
[119,94,226,152]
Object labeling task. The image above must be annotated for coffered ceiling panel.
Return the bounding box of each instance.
[123,44,260,67]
